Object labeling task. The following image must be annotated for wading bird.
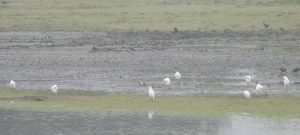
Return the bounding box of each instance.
[9,80,16,89]
[148,86,155,101]
[175,71,181,79]
[255,82,264,94]
[163,78,171,85]
[263,22,270,29]
[51,85,58,95]
[245,75,251,86]
[283,76,289,90]
[243,90,250,100]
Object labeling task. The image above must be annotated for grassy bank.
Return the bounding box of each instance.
[0,89,300,117]
[0,0,300,31]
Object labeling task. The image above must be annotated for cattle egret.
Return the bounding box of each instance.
[255,82,264,94]
[51,85,58,95]
[283,76,289,90]
[9,80,16,89]
[163,78,171,85]
[175,71,181,79]
[148,86,155,101]
[245,75,251,86]
[243,91,250,100]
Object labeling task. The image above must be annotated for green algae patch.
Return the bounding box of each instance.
[0,89,300,118]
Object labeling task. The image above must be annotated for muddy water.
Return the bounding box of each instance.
[0,109,299,135]
[0,32,299,94]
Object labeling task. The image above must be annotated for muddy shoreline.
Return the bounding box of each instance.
[0,30,299,94]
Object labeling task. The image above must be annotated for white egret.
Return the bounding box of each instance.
[163,78,171,85]
[255,82,264,94]
[9,80,16,89]
[175,71,181,79]
[148,86,155,101]
[51,85,58,95]
[245,75,251,86]
[243,91,250,100]
[283,76,289,90]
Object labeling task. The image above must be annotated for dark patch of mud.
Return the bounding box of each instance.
[0,30,299,94]
[0,30,299,51]
[2,96,48,101]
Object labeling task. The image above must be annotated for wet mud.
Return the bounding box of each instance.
[0,30,299,94]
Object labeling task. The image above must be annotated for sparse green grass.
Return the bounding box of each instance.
[267,44,300,52]
[0,89,300,118]
[279,45,300,52]
[0,0,300,31]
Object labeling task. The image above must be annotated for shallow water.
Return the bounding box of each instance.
[0,109,299,135]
